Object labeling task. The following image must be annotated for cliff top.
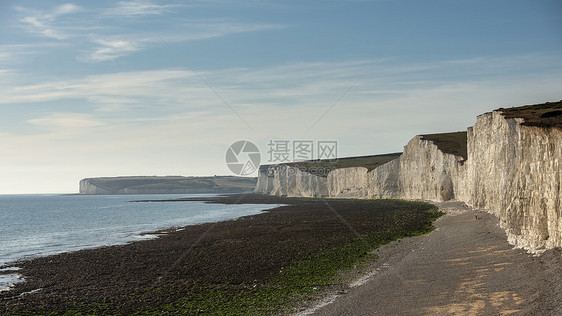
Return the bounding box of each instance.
[498,100,562,129]
[81,176,257,194]
[261,153,402,175]
[420,131,468,160]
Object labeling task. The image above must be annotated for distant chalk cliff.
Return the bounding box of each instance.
[256,100,562,253]
[80,176,256,195]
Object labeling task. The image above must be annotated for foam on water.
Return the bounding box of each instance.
[0,273,25,292]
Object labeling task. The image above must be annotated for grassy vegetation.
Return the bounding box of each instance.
[142,201,440,315]
[151,202,442,315]
[498,100,562,129]
[289,153,402,172]
[84,176,257,193]
[420,131,468,160]
[259,153,402,177]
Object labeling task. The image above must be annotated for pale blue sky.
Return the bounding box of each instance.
[1,0,561,193]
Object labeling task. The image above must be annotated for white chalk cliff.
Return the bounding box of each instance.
[255,106,562,252]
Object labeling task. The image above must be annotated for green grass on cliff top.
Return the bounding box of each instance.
[498,100,562,129]
[420,131,468,160]
[260,152,403,176]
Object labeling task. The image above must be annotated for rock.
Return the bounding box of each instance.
[255,105,562,253]
[254,165,327,197]
[462,111,562,252]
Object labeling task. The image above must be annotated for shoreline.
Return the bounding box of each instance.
[3,195,559,315]
[0,193,276,269]
[306,201,562,315]
[0,194,441,314]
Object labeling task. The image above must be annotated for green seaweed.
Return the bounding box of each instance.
[141,203,442,315]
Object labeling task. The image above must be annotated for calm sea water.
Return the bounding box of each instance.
[0,194,279,291]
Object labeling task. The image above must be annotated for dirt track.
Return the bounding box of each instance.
[307,202,562,316]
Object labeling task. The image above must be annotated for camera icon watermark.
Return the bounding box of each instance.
[225,139,338,176]
[225,140,261,176]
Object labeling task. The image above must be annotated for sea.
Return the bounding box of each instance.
[0,194,280,291]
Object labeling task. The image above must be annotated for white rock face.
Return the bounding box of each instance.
[368,157,401,198]
[256,160,402,199]
[328,167,370,198]
[326,158,402,198]
[462,111,562,252]
[254,165,327,197]
[255,110,562,252]
[399,136,466,202]
[79,179,112,195]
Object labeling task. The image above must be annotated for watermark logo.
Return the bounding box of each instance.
[265,164,335,177]
[225,140,261,176]
[267,140,337,163]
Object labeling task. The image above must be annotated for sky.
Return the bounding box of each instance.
[0,0,561,194]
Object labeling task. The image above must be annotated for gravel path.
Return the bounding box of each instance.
[308,202,562,316]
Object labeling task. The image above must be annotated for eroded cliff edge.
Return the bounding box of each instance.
[255,101,562,252]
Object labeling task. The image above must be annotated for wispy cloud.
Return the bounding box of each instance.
[105,0,182,16]
[84,39,141,62]
[3,54,561,126]
[50,3,81,17]
[13,2,287,63]
[20,16,66,39]
[79,19,285,62]
[180,20,287,40]
[27,113,104,130]
[1,69,195,110]
[0,45,36,65]
[80,20,286,62]
[18,3,81,40]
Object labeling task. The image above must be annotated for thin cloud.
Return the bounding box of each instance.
[15,2,287,62]
[184,20,287,39]
[146,20,288,44]
[85,39,141,62]
[1,69,195,106]
[27,113,104,130]
[50,3,81,17]
[20,16,67,39]
[0,45,36,64]
[18,3,81,40]
[105,0,182,16]
[3,55,562,108]
[78,20,287,62]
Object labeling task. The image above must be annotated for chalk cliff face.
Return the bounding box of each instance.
[80,179,113,195]
[463,111,562,252]
[368,158,401,198]
[255,106,562,252]
[254,165,327,197]
[325,158,402,198]
[327,167,370,198]
[256,136,464,202]
[398,136,465,202]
